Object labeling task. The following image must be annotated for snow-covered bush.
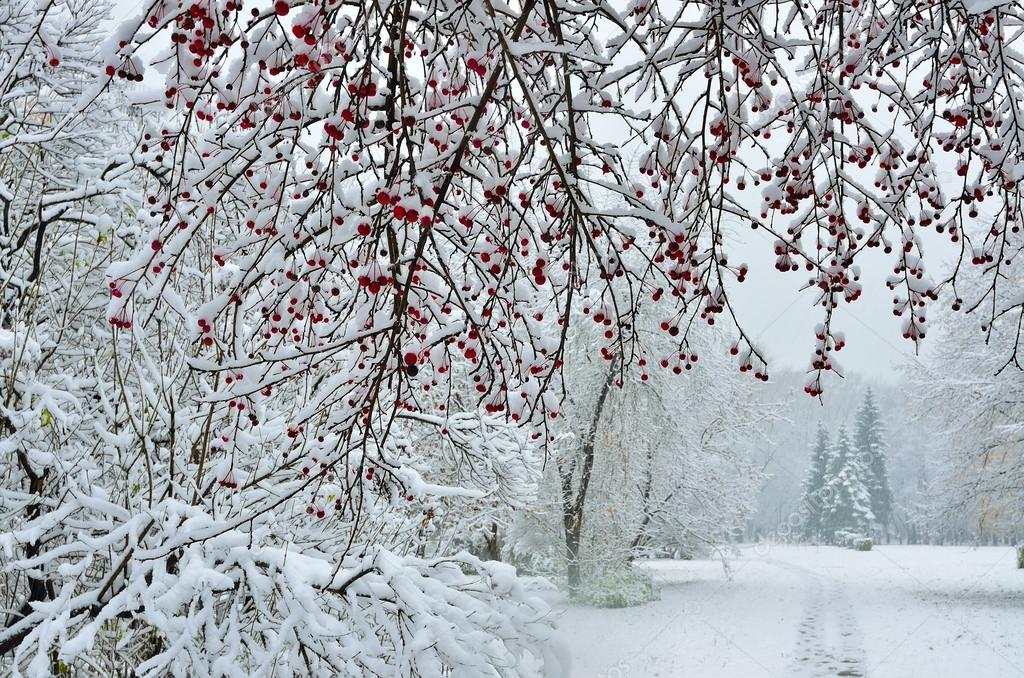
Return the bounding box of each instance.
[853,537,874,552]
[834,531,855,547]
[575,563,658,609]
[832,532,872,550]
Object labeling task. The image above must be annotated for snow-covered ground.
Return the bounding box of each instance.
[554,545,1024,677]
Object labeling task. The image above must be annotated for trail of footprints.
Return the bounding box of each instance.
[776,560,868,677]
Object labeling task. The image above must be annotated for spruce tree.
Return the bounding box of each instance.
[823,426,875,540]
[799,423,832,541]
[853,389,894,540]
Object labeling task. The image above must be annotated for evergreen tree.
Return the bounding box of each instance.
[823,426,875,540]
[853,389,894,540]
[799,423,832,541]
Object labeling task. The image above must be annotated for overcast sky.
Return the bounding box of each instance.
[728,235,929,382]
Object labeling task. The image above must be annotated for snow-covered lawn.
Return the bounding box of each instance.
[554,545,1024,677]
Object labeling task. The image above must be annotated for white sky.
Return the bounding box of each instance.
[728,233,934,382]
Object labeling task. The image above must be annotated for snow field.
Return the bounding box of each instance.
[554,545,1024,678]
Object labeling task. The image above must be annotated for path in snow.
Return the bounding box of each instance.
[553,545,1024,678]
[772,558,866,677]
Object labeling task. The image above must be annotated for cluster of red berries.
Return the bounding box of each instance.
[104,62,143,81]
[217,469,239,489]
[108,312,132,329]
[465,56,488,77]
[196,318,215,346]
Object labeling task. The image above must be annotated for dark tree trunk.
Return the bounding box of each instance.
[483,521,501,561]
[1,448,51,657]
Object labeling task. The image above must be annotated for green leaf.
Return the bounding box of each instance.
[40,408,52,428]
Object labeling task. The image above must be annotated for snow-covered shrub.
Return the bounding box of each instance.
[834,531,867,548]
[1017,545,1024,569]
[575,563,657,609]
[833,532,872,550]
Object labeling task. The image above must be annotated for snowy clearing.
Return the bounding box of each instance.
[555,545,1024,678]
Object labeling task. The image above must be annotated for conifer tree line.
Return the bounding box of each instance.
[799,390,894,543]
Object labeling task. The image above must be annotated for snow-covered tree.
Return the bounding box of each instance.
[823,426,875,539]
[746,374,935,545]
[853,389,894,540]
[905,267,1024,541]
[798,422,833,541]
[511,319,767,594]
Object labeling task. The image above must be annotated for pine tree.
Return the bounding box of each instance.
[799,423,832,541]
[823,426,875,540]
[853,389,894,540]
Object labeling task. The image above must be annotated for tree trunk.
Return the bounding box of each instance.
[559,355,619,594]
[628,448,656,558]
[483,521,501,561]
[564,519,582,591]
